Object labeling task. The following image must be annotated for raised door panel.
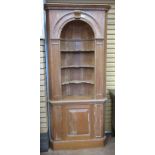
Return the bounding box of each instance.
[68,109,89,135]
[62,104,94,140]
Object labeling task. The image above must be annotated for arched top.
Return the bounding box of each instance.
[60,20,95,51]
[52,10,102,39]
[60,20,94,39]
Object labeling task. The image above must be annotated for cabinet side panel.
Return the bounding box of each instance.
[94,104,104,137]
[95,40,105,98]
[52,105,63,140]
[48,40,62,100]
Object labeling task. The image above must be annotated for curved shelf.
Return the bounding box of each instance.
[61,65,94,69]
[61,50,94,53]
[60,39,94,41]
[62,80,94,85]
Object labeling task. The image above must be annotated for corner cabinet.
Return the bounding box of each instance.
[44,3,110,150]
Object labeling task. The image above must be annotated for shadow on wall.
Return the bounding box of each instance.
[40,132,49,152]
[110,90,115,137]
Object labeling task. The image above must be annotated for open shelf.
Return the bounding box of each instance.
[61,50,94,53]
[62,83,94,97]
[61,65,94,69]
[61,68,94,82]
[60,39,94,41]
[60,39,94,51]
[62,80,94,85]
[61,52,94,66]
[60,20,95,99]
[62,96,94,100]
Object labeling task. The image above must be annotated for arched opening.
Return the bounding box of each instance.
[61,20,94,40]
[60,20,95,99]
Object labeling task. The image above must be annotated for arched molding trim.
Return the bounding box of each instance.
[52,11,102,39]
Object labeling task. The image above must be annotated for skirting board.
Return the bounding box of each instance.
[50,136,107,150]
[40,132,49,152]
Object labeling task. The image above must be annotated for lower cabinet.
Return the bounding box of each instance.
[50,103,106,149]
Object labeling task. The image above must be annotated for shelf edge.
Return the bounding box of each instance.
[62,80,94,85]
[49,98,107,105]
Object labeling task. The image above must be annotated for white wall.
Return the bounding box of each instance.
[40,0,45,38]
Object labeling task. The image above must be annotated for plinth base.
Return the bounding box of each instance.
[50,136,107,150]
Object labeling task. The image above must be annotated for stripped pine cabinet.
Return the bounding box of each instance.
[45,2,110,150]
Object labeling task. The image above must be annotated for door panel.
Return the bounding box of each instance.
[68,108,89,135]
[62,104,94,140]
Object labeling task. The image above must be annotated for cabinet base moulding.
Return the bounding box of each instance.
[50,136,107,150]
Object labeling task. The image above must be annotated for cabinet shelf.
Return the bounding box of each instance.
[60,39,94,41]
[61,65,94,69]
[60,39,95,52]
[61,50,94,53]
[61,96,94,100]
[62,80,94,85]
